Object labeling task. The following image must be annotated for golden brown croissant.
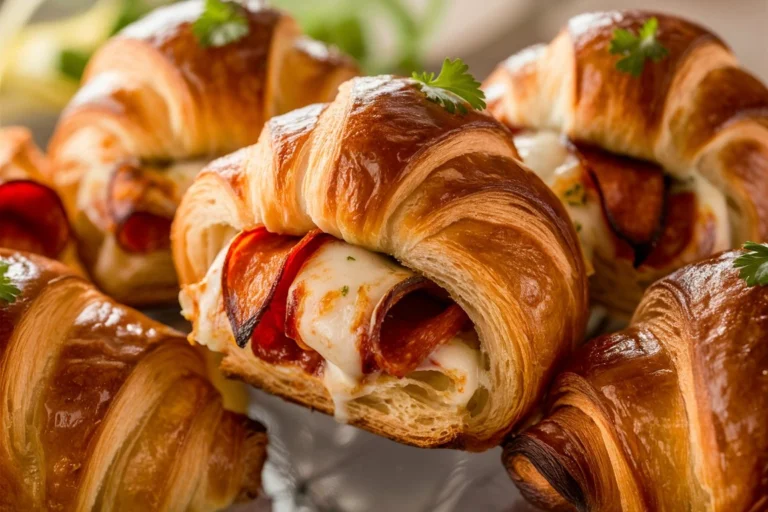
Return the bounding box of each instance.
[483,11,768,315]
[503,250,768,511]
[0,249,267,511]
[48,0,358,306]
[0,127,82,272]
[172,75,589,450]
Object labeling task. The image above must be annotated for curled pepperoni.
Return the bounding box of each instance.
[108,162,175,253]
[0,180,70,258]
[222,227,329,373]
[574,143,666,266]
[367,278,470,377]
[643,191,698,269]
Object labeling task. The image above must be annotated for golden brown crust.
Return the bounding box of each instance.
[503,251,768,511]
[0,249,267,511]
[484,11,768,317]
[48,0,358,305]
[173,75,589,449]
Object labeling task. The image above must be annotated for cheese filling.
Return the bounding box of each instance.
[181,238,485,422]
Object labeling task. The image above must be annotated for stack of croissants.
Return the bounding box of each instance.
[1,1,766,510]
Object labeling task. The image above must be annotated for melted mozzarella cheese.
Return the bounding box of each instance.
[514,130,606,270]
[416,334,483,407]
[513,130,575,184]
[288,240,413,379]
[180,242,231,353]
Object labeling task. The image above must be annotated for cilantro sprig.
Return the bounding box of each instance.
[734,242,768,287]
[412,58,486,114]
[609,17,669,77]
[0,262,20,304]
[193,0,249,48]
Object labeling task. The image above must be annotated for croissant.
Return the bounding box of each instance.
[48,0,358,306]
[172,75,589,450]
[503,250,768,511]
[0,249,267,510]
[484,11,768,315]
[0,127,81,271]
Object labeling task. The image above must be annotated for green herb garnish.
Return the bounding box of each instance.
[193,0,249,48]
[59,49,92,81]
[609,17,669,77]
[734,242,768,287]
[0,262,20,304]
[341,285,350,296]
[563,183,586,207]
[347,256,356,261]
[411,58,486,114]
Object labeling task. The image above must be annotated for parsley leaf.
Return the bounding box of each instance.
[563,183,586,207]
[347,256,356,261]
[193,0,249,48]
[0,262,20,304]
[411,58,486,114]
[341,285,350,296]
[59,49,92,81]
[609,17,669,77]
[734,242,768,287]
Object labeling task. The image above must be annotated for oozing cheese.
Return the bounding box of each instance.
[514,130,607,269]
[182,236,484,422]
[287,240,413,378]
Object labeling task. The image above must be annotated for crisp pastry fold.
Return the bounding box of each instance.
[503,250,768,511]
[484,11,768,315]
[173,75,589,450]
[0,249,267,511]
[0,127,81,271]
[48,0,358,305]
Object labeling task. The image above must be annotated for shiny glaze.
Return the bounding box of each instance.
[504,251,768,511]
[48,0,358,304]
[0,250,267,510]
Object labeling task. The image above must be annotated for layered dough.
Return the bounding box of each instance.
[504,251,768,511]
[49,0,358,305]
[484,10,768,315]
[0,250,266,511]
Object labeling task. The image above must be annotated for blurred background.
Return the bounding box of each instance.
[1,1,765,510]
[0,0,766,143]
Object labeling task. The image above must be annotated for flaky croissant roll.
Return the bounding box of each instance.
[0,127,81,271]
[48,0,358,306]
[504,251,768,511]
[0,249,267,511]
[173,75,589,450]
[484,11,768,315]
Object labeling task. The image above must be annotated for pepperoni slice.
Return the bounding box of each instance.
[367,278,470,377]
[222,227,330,372]
[643,191,698,269]
[0,180,70,258]
[108,162,174,253]
[574,143,666,266]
